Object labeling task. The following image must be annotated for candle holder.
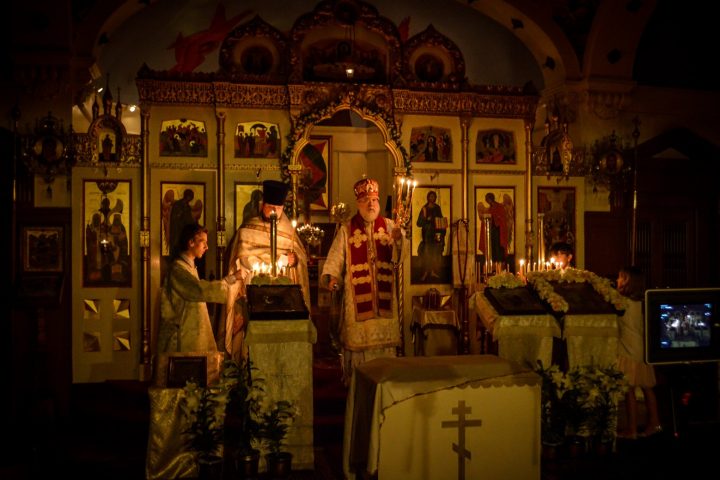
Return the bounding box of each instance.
[330,202,351,225]
[296,223,325,258]
[394,177,416,229]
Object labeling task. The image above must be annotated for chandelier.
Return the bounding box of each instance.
[20,112,76,198]
[587,129,635,209]
[296,223,325,248]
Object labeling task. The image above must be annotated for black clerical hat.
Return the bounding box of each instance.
[262,180,289,206]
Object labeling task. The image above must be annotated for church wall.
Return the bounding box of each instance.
[64,80,720,379]
[71,165,142,382]
[221,107,291,234]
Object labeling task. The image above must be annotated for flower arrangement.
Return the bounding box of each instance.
[526,268,628,313]
[535,361,628,444]
[527,271,569,313]
[181,380,231,462]
[583,365,628,441]
[535,361,569,445]
[487,272,525,289]
[279,91,410,185]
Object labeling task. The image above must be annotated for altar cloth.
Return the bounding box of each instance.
[564,313,619,368]
[411,297,459,356]
[343,355,541,479]
[473,290,560,368]
[246,319,317,471]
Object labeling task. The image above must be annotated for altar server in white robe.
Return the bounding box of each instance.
[158,223,237,353]
[321,177,406,385]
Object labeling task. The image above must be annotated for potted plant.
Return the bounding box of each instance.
[535,361,568,456]
[220,358,266,478]
[181,380,230,479]
[584,364,628,453]
[257,399,299,478]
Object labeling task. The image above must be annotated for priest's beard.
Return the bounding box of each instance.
[359,208,379,223]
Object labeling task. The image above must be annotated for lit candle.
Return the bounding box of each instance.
[519,259,525,276]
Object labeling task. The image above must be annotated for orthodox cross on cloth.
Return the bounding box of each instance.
[441,400,482,480]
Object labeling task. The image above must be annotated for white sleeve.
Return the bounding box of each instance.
[321,226,347,287]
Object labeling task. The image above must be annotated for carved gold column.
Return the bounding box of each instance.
[216,111,227,275]
[461,116,471,220]
[524,119,534,264]
[139,107,151,381]
[458,116,471,353]
[288,164,302,223]
[393,166,407,357]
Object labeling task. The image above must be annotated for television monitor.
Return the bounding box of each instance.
[645,288,720,365]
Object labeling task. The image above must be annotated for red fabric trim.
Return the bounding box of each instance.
[348,214,394,320]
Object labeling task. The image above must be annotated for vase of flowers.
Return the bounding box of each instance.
[181,380,230,479]
[258,399,298,478]
[584,364,628,446]
[535,361,569,447]
[535,361,628,459]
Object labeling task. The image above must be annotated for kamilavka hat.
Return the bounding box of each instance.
[262,180,289,205]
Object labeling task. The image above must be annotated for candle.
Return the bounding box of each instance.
[519,259,525,276]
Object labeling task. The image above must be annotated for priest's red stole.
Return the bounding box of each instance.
[348,214,394,321]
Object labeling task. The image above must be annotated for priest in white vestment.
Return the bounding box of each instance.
[321,177,406,385]
[224,180,310,360]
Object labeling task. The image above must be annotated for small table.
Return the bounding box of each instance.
[343,355,541,479]
[411,297,459,356]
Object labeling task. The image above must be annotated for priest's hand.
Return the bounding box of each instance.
[391,227,403,241]
[224,274,237,285]
[326,275,340,291]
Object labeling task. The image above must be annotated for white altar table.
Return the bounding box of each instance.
[473,290,560,368]
[343,355,541,480]
[563,313,619,368]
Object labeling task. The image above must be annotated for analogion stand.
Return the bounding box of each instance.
[245,318,317,471]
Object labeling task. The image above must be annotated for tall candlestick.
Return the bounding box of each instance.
[270,210,278,277]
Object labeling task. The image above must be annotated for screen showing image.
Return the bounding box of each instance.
[659,302,712,349]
